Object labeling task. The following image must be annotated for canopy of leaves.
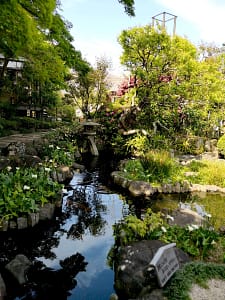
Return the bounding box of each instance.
[118,0,135,16]
[65,57,110,119]
[0,0,90,108]
[118,25,225,137]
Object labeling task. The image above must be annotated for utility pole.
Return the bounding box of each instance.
[152,12,177,36]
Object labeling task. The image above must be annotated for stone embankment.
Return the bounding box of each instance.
[111,171,225,198]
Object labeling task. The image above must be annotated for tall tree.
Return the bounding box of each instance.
[0,0,89,107]
[65,57,111,119]
[118,25,225,137]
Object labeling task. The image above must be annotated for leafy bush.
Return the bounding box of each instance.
[43,143,75,166]
[113,208,164,245]
[160,225,219,259]
[0,167,62,222]
[0,118,19,136]
[174,135,205,155]
[123,159,146,181]
[123,150,181,184]
[112,209,220,260]
[125,134,150,156]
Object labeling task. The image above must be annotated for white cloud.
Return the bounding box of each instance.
[156,0,225,45]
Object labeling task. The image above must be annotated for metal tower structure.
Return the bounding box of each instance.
[152,12,177,36]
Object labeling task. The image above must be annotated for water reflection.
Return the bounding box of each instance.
[151,192,225,229]
[0,161,129,300]
[34,170,129,299]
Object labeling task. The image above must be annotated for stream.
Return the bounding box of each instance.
[0,155,130,300]
[1,155,225,300]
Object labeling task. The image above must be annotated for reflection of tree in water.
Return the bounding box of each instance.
[0,218,63,265]
[65,183,107,239]
[0,168,111,299]
[4,253,87,300]
[0,220,88,300]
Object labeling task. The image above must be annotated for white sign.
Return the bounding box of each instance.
[149,243,179,287]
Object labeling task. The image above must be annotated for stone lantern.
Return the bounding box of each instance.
[80,119,101,156]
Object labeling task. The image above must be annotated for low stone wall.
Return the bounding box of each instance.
[111,171,225,198]
[0,202,59,232]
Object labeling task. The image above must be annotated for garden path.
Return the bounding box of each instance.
[0,131,49,150]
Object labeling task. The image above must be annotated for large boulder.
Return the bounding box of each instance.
[114,240,190,299]
[5,254,32,285]
[128,181,156,197]
[167,208,204,227]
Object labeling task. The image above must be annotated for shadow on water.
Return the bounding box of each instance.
[0,153,130,300]
[2,153,225,299]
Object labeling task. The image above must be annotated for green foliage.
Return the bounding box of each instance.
[43,143,75,166]
[37,126,80,164]
[161,225,219,259]
[113,208,164,245]
[96,107,124,145]
[186,160,207,172]
[140,150,179,183]
[118,24,225,139]
[0,166,62,221]
[0,117,57,137]
[66,56,110,119]
[164,262,225,300]
[174,135,205,155]
[217,134,225,156]
[189,159,225,187]
[112,209,220,261]
[123,150,181,184]
[122,150,225,187]
[125,134,150,156]
[118,0,135,16]
[123,159,146,181]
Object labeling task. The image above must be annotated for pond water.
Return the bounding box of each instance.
[1,155,225,300]
[40,172,129,300]
[0,156,130,300]
[151,192,225,229]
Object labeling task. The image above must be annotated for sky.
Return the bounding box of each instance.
[60,0,225,74]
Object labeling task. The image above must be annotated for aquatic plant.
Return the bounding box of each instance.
[0,166,62,222]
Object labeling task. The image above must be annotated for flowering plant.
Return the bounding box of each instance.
[0,166,62,222]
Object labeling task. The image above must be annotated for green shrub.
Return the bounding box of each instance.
[125,134,150,156]
[111,209,220,260]
[123,159,146,181]
[0,167,62,221]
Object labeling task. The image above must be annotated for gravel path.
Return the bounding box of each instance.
[189,279,225,300]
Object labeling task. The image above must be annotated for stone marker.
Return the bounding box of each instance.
[149,243,179,287]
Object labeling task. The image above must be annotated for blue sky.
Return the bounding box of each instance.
[61,0,225,74]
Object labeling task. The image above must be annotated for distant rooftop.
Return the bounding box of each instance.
[0,54,26,70]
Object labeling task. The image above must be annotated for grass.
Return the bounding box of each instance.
[188,159,225,187]
[164,262,225,300]
[123,151,225,188]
